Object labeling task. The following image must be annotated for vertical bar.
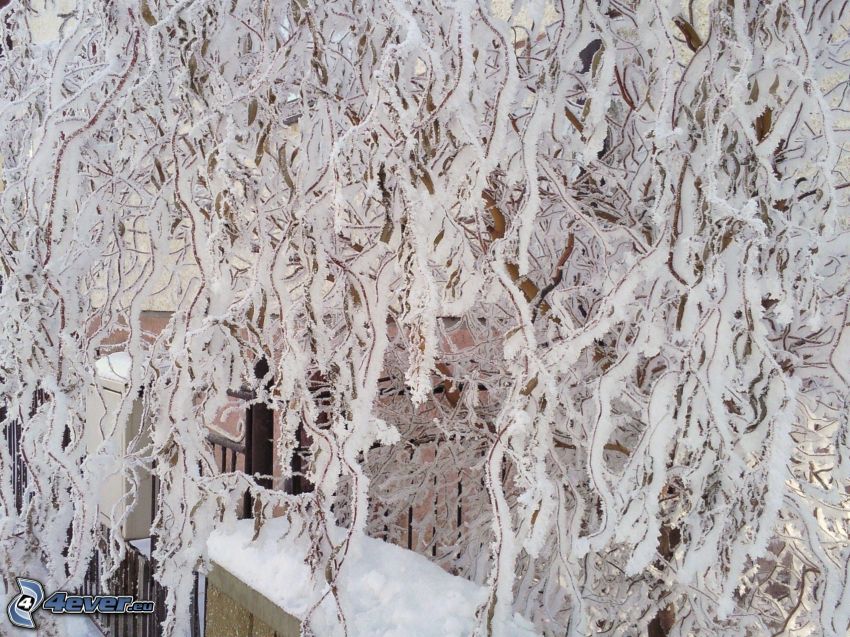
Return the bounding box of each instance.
[407,446,414,550]
[14,419,25,514]
[432,474,438,557]
[205,575,209,636]
[251,358,274,492]
[150,469,157,535]
[131,552,139,637]
[290,438,303,496]
[83,551,89,596]
[114,557,121,634]
[243,400,253,517]
[20,419,26,510]
[123,552,131,637]
[457,478,463,550]
[191,572,200,637]
[157,570,166,636]
[251,397,274,492]
[143,558,152,637]
[107,564,114,636]
[11,421,18,512]
[244,357,274,517]
[116,552,124,637]
[251,358,274,489]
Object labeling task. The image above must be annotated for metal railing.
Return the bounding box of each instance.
[4,363,304,637]
[81,539,176,637]
[3,389,45,515]
[4,417,27,514]
[82,364,280,637]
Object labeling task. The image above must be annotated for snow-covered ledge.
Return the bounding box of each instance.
[207,516,539,637]
[206,560,301,637]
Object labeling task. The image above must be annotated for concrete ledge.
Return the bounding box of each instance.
[206,561,301,637]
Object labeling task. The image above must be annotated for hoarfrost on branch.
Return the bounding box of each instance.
[1,0,849,635]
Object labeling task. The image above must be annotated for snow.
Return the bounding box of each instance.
[3,0,849,635]
[129,536,152,557]
[94,352,133,385]
[208,516,539,637]
[54,615,104,637]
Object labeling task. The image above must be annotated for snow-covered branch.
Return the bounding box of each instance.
[1,1,848,635]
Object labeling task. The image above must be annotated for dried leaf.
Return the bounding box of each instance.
[419,167,434,195]
[380,219,393,243]
[673,16,702,52]
[755,107,772,142]
[140,0,157,26]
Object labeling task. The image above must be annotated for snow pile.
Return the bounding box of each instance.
[208,516,539,637]
[56,615,104,637]
[94,352,133,385]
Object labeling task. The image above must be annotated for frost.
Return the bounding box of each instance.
[94,352,133,385]
[208,515,539,637]
[0,1,849,636]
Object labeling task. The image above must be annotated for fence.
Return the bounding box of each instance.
[80,540,176,637]
[3,367,462,634]
[2,389,45,515]
[82,380,275,637]
[4,417,26,515]
[79,505,205,637]
[3,373,279,637]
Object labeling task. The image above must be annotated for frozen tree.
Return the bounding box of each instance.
[1,0,849,635]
